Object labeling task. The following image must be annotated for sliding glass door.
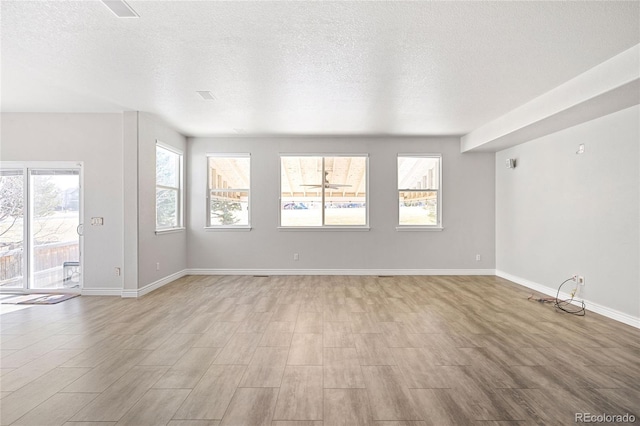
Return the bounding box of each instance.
[0,169,25,289]
[29,169,82,290]
[0,164,82,292]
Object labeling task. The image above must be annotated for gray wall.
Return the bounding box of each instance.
[1,112,188,294]
[137,112,188,288]
[1,113,124,293]
[496,105,639,318]
[188,136,495,272]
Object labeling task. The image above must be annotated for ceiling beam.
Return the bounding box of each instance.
[461,44,640,152]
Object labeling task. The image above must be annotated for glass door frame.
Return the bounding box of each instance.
[0,161,84,294]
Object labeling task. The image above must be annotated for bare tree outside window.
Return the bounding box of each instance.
[0,174,64,246]
[156,144,183,230]
[0,174,23,242]
[1,169,80,288]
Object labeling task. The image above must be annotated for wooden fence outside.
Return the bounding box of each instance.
[0,241,79,282]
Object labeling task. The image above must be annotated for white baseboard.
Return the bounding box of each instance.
[81,288,122,296]
[77,269,640,329]
[121,269,188,298]
[496,270,640,329]
[80,269,493,298]
[186,268,496,276]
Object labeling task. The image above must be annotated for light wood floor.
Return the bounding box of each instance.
[1,275,638,426]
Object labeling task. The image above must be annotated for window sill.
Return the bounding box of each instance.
[278,226,370,232]
[155,227,186,235]
[205,226,252,232]
[395,226,444,232]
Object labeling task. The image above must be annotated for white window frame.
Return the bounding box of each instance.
[0,161,84,293]
[278,153,370,231]
[205,153,251,231]
[396,153,443,231]
[155,142,184,234]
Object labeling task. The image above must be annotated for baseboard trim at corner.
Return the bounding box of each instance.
[81,288,122,296]
[496,270,640,329]
[121,269,188,298]
[186,268,496,276]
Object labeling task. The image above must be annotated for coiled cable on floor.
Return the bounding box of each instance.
[554,277,586,316]
[527,277,586,316]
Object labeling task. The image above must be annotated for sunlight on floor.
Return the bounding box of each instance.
[0,304,35,315]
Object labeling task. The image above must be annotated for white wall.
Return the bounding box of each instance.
[1,112,187,296]
[1,113,124,293]
[188,136,495,272]
[496,105,640,322]
[123,112,139,292]
[136,112,188,288]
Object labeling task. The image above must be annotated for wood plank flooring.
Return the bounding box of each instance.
[1,275,639,425]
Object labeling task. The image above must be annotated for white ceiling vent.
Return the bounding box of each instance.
[197,91,216,101]
[101,1,139,18]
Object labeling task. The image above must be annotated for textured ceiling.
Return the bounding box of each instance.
[1,1,638,137]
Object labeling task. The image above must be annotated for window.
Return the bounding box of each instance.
[1,163,83,290]
[207,154,250,228]
[155,143,183,231]
[397,155,441,228]
[280,155,368,228]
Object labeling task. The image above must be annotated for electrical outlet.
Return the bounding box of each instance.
[293,253,299,261]
[114,267,121,276]
[578,276,585,285]
[156,262,160,271]
[475,254,481,261]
